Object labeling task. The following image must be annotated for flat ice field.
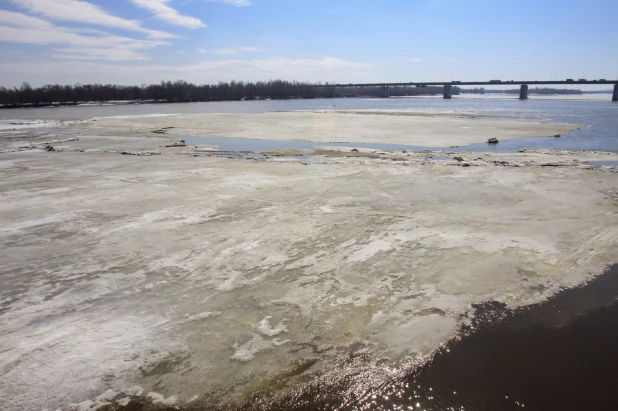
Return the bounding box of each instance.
[1,111,618,410]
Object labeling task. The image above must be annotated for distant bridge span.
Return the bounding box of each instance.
[312,80,618,101]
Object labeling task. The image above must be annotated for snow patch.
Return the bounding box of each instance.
[147,392,177,405]
[231,316,290,362]
[347,239,393,262]
[92,114,178,121]
[231,333,272,362]
[256,316,287,336]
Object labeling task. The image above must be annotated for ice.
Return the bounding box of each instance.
[71,389,117,411]
[347,238,393,262]
[2,127,618,409]
[231,333,272,362]
[117,397,131,406]
[91,114,178,120]
[256,316,288,336]
[231,317,290,362]
[0,119,59,130]
[146,392,177,405]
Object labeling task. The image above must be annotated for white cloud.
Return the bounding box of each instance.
[0,24,167,49]
[131,0,205,29]
[249,57,369,70]
[408,57,423,63]
[0,57,371,86]
[0,11,170,62]
[206,0,253,6]
[10,0,175,38]
[216,48,239,55]
[197,47,261,54]
[51,47,151,61]
[0,9,54,29]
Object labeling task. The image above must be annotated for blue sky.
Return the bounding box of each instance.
[0,0,617,87]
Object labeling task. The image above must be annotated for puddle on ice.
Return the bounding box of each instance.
[589,160,618,167]
[182,135,588,154]
[423,155,453,161]
[184,135,440,153]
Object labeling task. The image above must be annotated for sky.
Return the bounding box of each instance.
[0,0,617,88]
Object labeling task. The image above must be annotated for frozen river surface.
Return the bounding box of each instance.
[1,97,618,410]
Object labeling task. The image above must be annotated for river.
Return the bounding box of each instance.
[2,95,618,411]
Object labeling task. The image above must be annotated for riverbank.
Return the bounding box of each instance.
[1,112,617,410]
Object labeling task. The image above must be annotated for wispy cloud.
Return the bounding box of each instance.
[10,0,175,38]
[198,47,261,54]
[206,0,253,6]
[407,57,423,63]
[131,0,206,29]
[249,57,369,70]
[0,57,371,85]
[0,10,169,61]
[51,47,151,61]
[32,56,369,73]
[215,48,239,55]
[0,9,54,29]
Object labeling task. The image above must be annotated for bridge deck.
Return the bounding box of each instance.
[312,80,618,88]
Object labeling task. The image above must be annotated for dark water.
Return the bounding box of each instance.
[125,265,618,411]
[376,264,618,411]
[2,96,618,153]
[236,264,618,411]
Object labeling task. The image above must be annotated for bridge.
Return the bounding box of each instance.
[317,80,618,101]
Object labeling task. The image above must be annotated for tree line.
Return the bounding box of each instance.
[0,80,459,107]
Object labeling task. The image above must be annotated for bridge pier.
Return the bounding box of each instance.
[613,84,618,102]
[443,84,452,99]
[519,84,529,100]
[379,85,390,98]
